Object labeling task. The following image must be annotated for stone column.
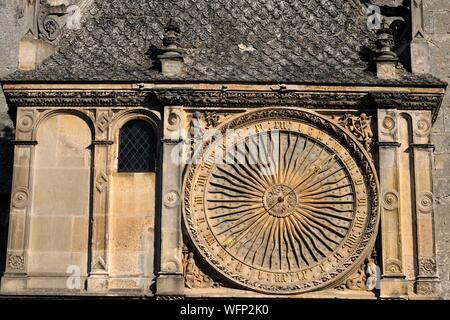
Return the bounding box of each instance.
[1,109,37,292]
[410,112,440,295]
[156,107,185,297]
[87,110,112,292]
[377,109,408,298]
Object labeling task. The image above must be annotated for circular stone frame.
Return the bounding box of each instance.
[183,108,380,294]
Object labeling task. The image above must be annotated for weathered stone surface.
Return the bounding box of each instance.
[0,0,449,299]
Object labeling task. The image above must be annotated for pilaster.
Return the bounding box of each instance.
[377,109,408,298]
[156,107,185,297]
[410,111,440,296]
[1,109,37,292]
[87,110,113,293]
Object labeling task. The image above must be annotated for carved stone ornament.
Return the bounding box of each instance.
[203,112,222,129]
[17,114,35,133]
[380,114,397,137]
[167,112,182,131]
[95,173,108,193]
[183,249,219,289]
[333,113,373,152]
[419,257,437,276]
[385,258,402,274]
[164,191,180,208]
[12,187,30,209]
[31,0,81,43]
[382,190,400,210]
[92,256,107,272]
[345,264,367,291]
[8,254,25,270]
[415,117,431,137]
[415,281,437,296]
[183,108,380,294]
[5,90,444,123]
[418,192,434,214]
[184,254,215,289]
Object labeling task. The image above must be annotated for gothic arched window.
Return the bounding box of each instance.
[118,120,157,172]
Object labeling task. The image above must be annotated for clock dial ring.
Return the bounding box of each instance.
[183,109,379,294]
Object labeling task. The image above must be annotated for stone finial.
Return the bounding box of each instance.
[374,19,399,80]
[157,18,185,77]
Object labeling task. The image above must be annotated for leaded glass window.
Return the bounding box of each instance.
[118,120,156,172]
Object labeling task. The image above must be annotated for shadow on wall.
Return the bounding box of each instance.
[0,126,14,277]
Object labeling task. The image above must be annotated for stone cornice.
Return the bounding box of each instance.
[4,90,149,108]
[3,85,445,122]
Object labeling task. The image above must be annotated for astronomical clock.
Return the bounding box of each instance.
[183,108,379,294]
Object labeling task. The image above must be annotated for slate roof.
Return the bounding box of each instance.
[5,0,446,86]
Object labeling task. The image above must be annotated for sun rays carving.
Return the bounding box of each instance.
[206,131,355,272]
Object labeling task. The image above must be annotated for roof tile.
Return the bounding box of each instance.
[4,0,446,86]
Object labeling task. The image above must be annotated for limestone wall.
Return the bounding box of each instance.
[0,0,27,280]
[423,0,450,299]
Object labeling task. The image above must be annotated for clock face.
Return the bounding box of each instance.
[183,109,379,294]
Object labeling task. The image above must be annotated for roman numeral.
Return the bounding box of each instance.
[357,197,367,207]
[344,233,359,248]
[196,217,206,225]
[204,232,216,246]
[197,175,207,187]
[194,196,203,206]
[344,157,356,171]
[217,249,227,261]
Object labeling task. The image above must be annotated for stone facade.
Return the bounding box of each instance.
[0,0,449,299]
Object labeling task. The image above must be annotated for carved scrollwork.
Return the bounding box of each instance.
[203,112,221,129]
[419,257,437,276]
[32,0,81,43]
[187,111,231,130]
[345,264,367,291]
[37,0,68,42]
[333,113,373,152]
